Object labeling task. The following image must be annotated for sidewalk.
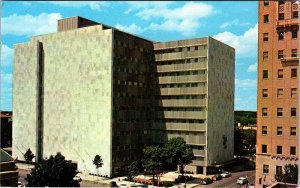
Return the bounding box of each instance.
[16,163,35,171]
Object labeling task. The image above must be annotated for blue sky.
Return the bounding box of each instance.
[1,1,258,111]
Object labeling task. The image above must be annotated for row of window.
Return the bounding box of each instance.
[113,66,147,75]
[262,164,285,175]
[158,70,206,77]
[261,145,296,155]
[156,57,207,65]
[155,45,206,54]
[113,92,149,98]
[264,0,298,6]
[155,119,205,124]
[264,12,298,24]
[261,126,296,136]
[156,95,207,100]
[159,83,206,89]
[262,88,297,98]
[262,68,297,79]
[156,107,206,111]
[113,80,146,87]
[262,49,298,61]
[262,107,297,117]
[263,30,298,42]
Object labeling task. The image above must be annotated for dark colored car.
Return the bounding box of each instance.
[200,178,213,185]
[212,174,222,181]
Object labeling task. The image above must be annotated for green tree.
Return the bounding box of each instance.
[93,155,104,169]
[26,152,79,187]
[275,164,298,184]
[165,137,194,181]
[127,161,141,181]
[243,129,256,156]
[24,148,35,163]
[142,146,165,184]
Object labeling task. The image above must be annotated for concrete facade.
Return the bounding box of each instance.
[153,37,235,174]
[256,1,299,186]
[13,16,234,177]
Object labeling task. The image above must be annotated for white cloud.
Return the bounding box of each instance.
[235,79,257,88]
[115,24,146,35]
[214,23,258,58]
[2,13,62,36]
[247,63,257,72]
[1,44,13,67]
[125,2,216,37]
[45,1,109,11]
[220,19,251,29]
[124,1,173,14]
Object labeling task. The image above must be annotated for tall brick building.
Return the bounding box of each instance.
[256,1,299,186]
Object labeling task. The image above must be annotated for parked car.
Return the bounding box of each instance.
[200,178,213,185]
[110,181,117,187]
[120,183,127,188]
[221,171,231,178]
[137,184,148,188]
[236,177,248,185]
[130,183,138,187]
[212,174,222,181]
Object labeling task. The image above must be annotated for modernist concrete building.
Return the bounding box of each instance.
[13,16,234,177]
[256,1,299,186]
[153,39,235,174]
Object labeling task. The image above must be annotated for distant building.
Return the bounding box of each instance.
[13,16,235,176]
[1,112,12,149]
[0,149,18,187]
[256,1,299,187]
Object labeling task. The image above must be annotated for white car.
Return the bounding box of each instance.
[237,177,248,185]
[221,171,231,178]
[120,183,127,188]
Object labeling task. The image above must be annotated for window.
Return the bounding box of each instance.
[262,108,268,116]
[277,127,283,135]
[278,13,285,20]
[291,49,297,57]
[264,1,269,6]
[278,29,284,40]
[291,68,297,78]
[276,166,282,175]
[262,126,268,135]
[290,147,296,155]
[291,88,297,98]
[291,108,297,117]
[263,51,269,60]
[277,89,283,98]
[278,0,284,5]
[292,29,298,39]
[195,46,198,51]
[278,50,284,59]
[264,15,269,23]
[263,33,269,42]
[293,11,298,19]
[290,127,296,136]
[263,70,268,79]
[187,47,190,51]
[263,89,268,98]
[277,108,283,117]
[277,146,282,154]
[278,69,283,78]
[262,145,268,153]
[263,165,269,174]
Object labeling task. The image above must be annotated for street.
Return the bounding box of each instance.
[194,170,255,188]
